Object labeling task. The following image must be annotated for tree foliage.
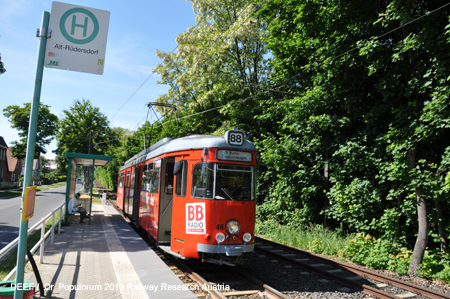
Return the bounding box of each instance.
[85,0,450,276]
[0,54,5,75]
[256,0,450,275]
[94,127,131,190]
[153,0,271,137]
[3,102,58,159]
[54,99,112,172]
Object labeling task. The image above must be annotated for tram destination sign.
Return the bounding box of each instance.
[217,150,252,162]
[44,2,110,75]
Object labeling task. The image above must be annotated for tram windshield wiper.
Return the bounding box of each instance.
[221,188,236,201]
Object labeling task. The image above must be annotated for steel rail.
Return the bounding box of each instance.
[256,245,401,299]
[105,186,289,299]
[234,267,291,299]
[107,196,224,299]
[174,259,227,299]
[257,237,450,299]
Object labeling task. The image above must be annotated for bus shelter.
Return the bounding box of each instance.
[64,152,112,224]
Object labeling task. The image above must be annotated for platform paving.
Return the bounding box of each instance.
[24,203,197,299]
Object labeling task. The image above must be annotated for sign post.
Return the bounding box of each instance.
[14,11,50,299]
[15,3,110,298]
[44,1,110,75]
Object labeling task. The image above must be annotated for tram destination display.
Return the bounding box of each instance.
[216,150,252,162]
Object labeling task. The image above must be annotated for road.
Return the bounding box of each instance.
[0,185,66,251]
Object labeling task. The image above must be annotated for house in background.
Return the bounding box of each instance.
[20,158,42,180]
[0,137,7,184]
[0,136,43,188]
[32,158,41,179]
[6,149,22,183]
[48,159,58,173]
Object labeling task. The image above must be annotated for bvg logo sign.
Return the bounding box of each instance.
[60,8,99,45]
[186,203,206,234]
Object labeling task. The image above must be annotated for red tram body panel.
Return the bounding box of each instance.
[117,130,257,265]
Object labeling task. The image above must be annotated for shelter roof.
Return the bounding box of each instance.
[64,152,112,166]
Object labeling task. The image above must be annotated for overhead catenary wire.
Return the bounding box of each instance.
[92,2,259,144]
[107,1,259,124]
[149,4,450,130]
[94,1,450,147]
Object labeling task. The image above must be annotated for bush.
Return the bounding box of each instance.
[57,175,67,182]
[434,267,450,283]
[343,234,412,274]
[387,247,413,276]
[416,249,450,280]
[343,234,450,281]
[256,220,352,256]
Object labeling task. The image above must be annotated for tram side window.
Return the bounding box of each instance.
[146,163,153,191]
[165,162,174,194]
[141,164,148,191]
[174,160,187,197]
[119,172,125,188]
[191,163,214,199]
[151,160,161,194]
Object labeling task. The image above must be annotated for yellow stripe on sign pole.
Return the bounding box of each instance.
[22,186,37,221]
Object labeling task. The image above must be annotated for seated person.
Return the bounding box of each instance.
[68,193,88,223]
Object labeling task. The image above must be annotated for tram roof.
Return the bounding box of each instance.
[120,134,256,171]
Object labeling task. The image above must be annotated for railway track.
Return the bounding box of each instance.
[255,237,450,299]
[104,192,288,299]
[97,181,449,299]
[173,259,289,299]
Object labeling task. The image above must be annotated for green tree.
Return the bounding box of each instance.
[3,103,58,159]
[94,127,131,190]
[54,99,112,173]
[40,156,50,178]
[153,0,270,137]
[0,54,5,75]
[257,0,450,275]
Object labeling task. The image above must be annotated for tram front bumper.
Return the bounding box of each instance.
[197,243,255,256]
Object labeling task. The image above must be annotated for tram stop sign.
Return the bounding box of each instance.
[44,2,110,75]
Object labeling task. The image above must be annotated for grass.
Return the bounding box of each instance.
[0,182,66,198]
[0,186,21,191]
[255,219,353,257]
[0,212,69,281]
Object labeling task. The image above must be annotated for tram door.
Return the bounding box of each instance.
[131,166,141,224]
[157,158,175,244]
[126,168,136,218]
[123,170,130,212]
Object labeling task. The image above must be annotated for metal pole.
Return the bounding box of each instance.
[89,160,95,225]
[39,222,45,264]
[65,157,72,222]
[14,11,49,299]
[89,130,93,154]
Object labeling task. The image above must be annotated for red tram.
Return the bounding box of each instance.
[117,129,257,265]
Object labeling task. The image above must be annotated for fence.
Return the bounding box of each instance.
[0,202,65,281]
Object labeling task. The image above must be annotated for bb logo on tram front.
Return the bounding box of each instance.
[186,203,206,234]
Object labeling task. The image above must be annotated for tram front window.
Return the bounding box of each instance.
[191,163,253,201]
[192,163,214,198]
[215,165,253,201]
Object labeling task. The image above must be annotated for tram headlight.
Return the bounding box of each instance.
[216,233,225,243]
[225,220,240,235]
[243,233,252,243]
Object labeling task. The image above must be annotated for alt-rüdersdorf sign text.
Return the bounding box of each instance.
[45,1,110,75]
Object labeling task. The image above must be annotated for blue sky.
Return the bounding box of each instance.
[0,0,196,159]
